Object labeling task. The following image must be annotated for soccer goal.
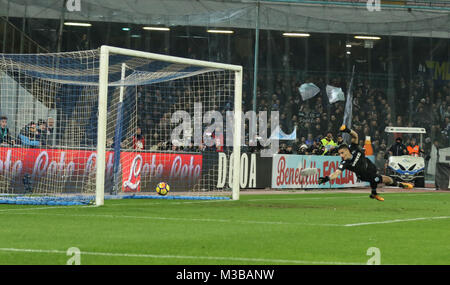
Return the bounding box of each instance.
[0,46,242,205]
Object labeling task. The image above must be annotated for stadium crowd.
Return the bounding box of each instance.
[2,70,449,170]
[127,67,449,150]
[0,116,54,147]
[2,62,449,178]
[121,66,450,177]
[241,70,450,173]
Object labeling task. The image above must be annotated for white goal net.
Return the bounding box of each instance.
[0,46,242,205]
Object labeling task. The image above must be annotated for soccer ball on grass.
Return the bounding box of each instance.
[156,182,170,196]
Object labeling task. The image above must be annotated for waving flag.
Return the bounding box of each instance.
[326,85,345,104]
[270,125,297,140]
[342,66,356,144]
[299,83,320,101]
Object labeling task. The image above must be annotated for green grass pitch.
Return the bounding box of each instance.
[0,191,449,265]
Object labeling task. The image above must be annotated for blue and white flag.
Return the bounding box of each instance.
[270,126,297,140]
[326,85,345,104]
[342,66,355,144]
[298,83,320,101]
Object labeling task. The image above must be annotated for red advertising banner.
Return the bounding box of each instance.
[120,152,203,192]
[0,147,202,192]
[0,147,101,181]
[272,154,371,189]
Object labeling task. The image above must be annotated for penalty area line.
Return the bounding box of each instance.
[2,211,341,227]
[344,216,450,227]
[0,247,363,265]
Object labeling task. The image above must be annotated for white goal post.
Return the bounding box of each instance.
[95,46,243,205]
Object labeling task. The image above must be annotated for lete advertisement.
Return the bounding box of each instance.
[0,147,202,193]
[272,154,374,189]
[120,151,202,192]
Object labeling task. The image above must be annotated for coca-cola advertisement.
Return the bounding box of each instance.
[0,147,203,193]
[120,152,203,192]
[272,154,373,189]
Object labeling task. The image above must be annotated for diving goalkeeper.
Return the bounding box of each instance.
[318,125,413,201]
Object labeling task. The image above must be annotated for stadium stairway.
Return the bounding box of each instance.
[0,16,48,54]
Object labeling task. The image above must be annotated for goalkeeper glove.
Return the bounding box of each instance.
[339,124,351,134]
[318,176,330,185]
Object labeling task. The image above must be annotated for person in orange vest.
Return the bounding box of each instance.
[407,137,423,157]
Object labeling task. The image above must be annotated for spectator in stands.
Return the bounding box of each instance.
[372,138,381,154]
[311,140,324,155]
[36,119,48,146]
[106,138,114,148]
[441,118,450,146]
[212,128,224,152]
[184,142,195,152]
[171,142,178,152]
[249,134,264,154]
[293,135,301,145]
[0,116,14,146]
[305,133,314,147]
[198,143,206,152]
[133,127,145,150]
[313,124,322,139]
[320,114,328,131]
[320,132,337,155]
[278,143,287,154]
[375,151,386,172]
[329,133,344,156]
[386,137,407,158]
[330,114,339,131]
[17,121,40,147]
[285,144,294,154]
[298,122,311,139]
[78,34,89,50]
[336,133,344,147]
[298,144,309,155]
[46,117,55,145]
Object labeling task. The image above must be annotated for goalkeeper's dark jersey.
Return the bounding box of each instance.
[338,143,377,181]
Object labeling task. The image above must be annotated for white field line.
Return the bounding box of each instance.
[104,197,366,207]
[1,211,341,227]
[0,247,362,265]
[0,199,229,212]
[105,199,232,206]
[344,216,450,227]
[12,210,450,228]
[0,205,92,212]
[5,209,449,228]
